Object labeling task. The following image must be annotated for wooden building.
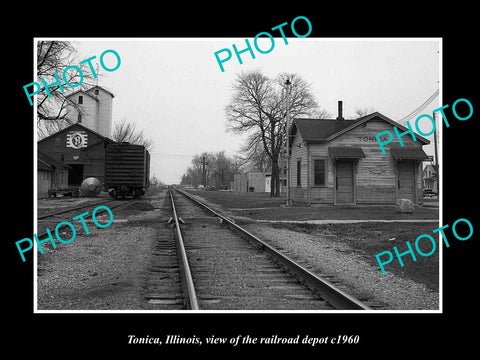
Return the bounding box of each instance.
[37,151,70,197]
[423,164,438,194]
[37,122,115,188]
[289,102,430,205]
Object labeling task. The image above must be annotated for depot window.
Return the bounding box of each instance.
[296,159,301,187]
[313,158,326,186]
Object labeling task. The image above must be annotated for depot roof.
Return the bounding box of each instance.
[329,146,366,159]
[390,147,429,160]
[290,112,430,146]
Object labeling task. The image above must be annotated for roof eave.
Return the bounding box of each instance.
[325,112,430,145]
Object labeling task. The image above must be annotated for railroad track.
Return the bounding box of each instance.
[36,199,133,240]
[152,187,371,311]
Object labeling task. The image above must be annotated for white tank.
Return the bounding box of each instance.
[80,177,102,197]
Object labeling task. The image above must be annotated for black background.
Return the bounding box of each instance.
[6,5,478,356]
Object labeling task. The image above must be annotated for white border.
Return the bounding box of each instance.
[33,37,443,314]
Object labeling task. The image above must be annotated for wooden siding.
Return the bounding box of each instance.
[38,124,107,185]
[290,118,426,205]
[290,130,308,187]
[37,170,52,196]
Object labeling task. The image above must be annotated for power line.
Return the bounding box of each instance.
[398,89,439,125]
[149,152,194,158]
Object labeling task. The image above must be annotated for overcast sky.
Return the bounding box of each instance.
[70,38,440,184]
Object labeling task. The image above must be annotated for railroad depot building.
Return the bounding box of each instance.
[288,102,430,205]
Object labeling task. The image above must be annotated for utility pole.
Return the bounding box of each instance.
[433,111,439,195]
[285,79,291,206]
[202,155,207,187]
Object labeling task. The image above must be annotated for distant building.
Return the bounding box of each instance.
[65,85,114,138]
[233,172,266,192]
[232,172,286,193]
[264,173,286,194]
[288,101,430,205]
[423,164,438,193]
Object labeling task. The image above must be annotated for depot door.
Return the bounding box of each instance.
[336,160,354,204]
[397,161,415,202]
[68,164,84,186]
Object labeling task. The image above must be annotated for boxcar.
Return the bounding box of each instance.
[105,142,150,199]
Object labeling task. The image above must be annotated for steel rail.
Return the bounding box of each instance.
[168,189,200,310]
[38,199,114,220]
[36,200,132,240]
[173,187,371,311]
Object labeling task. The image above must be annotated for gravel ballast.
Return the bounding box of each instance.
[36,190,439,311]
[240,223,439,310]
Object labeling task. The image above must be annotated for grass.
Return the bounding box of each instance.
[185,189,439,221]
[188,190,287,209]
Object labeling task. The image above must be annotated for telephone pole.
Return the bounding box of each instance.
[433,112,439,195]
[285,79,291,206]
[202,155,207,187]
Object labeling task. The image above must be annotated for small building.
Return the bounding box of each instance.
[37,152,70,196]
[233,172,287,193]
[423,164,438,193]
[264,173,286,194]
[288,102,430,205]
[37,122,116,188]
[233,172,266,192]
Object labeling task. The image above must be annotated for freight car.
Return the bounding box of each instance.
[105,142,150,199]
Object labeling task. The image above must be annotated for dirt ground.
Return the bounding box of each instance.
[268,222,440,292]
[185,188,440,304]
[36,195,164,310]
[36,188,440,311]
[37,193,110,217]
[241,222,439,310]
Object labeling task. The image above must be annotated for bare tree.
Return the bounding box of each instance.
[239,137,271,172]
[181,152,214,187]
[226,70,319,197]
[36,41,97,138]
[181,151,237,189]
[353,106,375,118]
[313,108,333,119]
[112,118,153,151]
[211,151,237,189]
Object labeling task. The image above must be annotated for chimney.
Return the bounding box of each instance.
[336,100,344,120]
